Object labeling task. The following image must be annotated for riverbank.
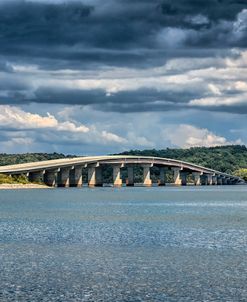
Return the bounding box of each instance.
[0,183,50,189]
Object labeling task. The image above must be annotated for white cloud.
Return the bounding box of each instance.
[56,121,89,133]
[101,130,127,144]
[189,94,247,107]
[0,104,245,154]
[208,84,222,96]
[0,105,130,151]
[234,81,247,91]
[162,124,242,148]
[0,105,89,133]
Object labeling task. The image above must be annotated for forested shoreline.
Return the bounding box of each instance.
[0,145,247,181]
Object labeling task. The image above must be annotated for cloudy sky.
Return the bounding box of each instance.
[0,0,247,155]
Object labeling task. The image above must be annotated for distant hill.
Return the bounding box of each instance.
[118,145,247,175]
[0,152,74,167]
[0,145,247,178]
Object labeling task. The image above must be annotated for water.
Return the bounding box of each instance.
[0,186,247,301]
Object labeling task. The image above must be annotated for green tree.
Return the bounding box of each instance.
[234,169,247,181]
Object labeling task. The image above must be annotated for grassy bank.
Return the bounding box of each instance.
[0,174,49,189]
[0,174,30,185]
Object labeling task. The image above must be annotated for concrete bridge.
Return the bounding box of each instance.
[0,155,243,187]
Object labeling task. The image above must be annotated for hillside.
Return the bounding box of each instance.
[118,145,247,175]
[0,152,74,166]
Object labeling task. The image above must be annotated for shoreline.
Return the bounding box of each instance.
[0,183,51,190]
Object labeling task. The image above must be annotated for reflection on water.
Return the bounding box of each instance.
[0,186,247,301]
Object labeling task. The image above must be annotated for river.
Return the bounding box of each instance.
[0,186,247,301]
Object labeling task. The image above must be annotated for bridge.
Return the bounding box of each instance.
[0,155,243,187]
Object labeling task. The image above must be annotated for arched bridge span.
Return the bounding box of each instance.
[0,155,243,187]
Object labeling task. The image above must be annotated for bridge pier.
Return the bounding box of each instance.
[57,167,71,187]
[192,172,201,186]
[142,164,152,186]
[226,177,231,185]
[230,178,237,185]
[88,164,103,187]
[222,177,228,185]
[113,164,123,187]
[212,175,217,185]
[44,169,57,187]
[207,174,213,185]
[172,167,182,185]
[217,176,223,185]
[70,166,83,187]
[126,166,134,186]
[29,170,44,183]
[158,167,167,186]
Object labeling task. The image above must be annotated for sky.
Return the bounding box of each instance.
[0,0,247,155]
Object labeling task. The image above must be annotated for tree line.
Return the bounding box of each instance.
[0,145,247,181]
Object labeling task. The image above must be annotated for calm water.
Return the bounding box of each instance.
[0,186,247,301]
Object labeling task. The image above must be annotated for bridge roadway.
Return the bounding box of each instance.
[0,155,243,187]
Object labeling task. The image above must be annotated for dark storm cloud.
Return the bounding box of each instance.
[160,0,246,22]
[0,0,247,116]
[190,103,247,115]
[0,86,189,109]
[32,90,247,115]
[0,73,246,117]
[3,84,247,115]
[0,0,246,70]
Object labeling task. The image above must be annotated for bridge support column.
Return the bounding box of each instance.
[113,165,123,187]
[230,179,237,185]
[207,174,213,185]
[88,165,103,187]
[172,167,182,185]
[217,176,223,185]
[57,167,71,187]
[44,170,57,187]
[226,177,231,185]
[212,176,217,185]
[222,177,228,185]
[29,170,44,183]
[158,167,167,186]
[142,164,152,186]
[70,166,83,187]
[126,166,134,186]
[192,172,201,186]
